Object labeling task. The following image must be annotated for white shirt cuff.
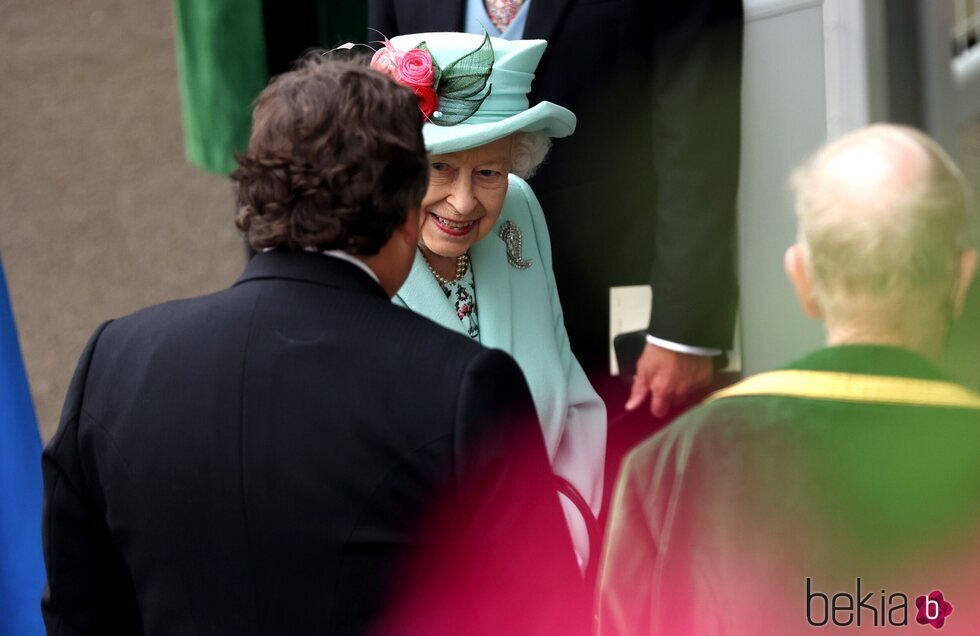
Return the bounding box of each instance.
[645,334,722,357]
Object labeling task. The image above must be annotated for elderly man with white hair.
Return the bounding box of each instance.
[596,125,980,635]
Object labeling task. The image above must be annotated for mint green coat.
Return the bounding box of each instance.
[394,175,606,564]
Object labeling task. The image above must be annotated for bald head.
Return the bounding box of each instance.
[802,125,959,219]
[788,125,974,355]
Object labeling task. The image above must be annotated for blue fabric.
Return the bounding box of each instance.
[464,0,531,40]
[0,256,45,635]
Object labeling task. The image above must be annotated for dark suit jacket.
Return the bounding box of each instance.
[42,251,587,635]
[369,0,743,370]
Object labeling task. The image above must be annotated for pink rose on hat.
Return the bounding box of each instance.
[371,42,439,118]
[397,49,435,88]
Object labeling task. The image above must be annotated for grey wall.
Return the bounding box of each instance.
[0,1,243,441]
[738,0,827,374]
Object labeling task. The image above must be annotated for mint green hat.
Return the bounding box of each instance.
[383,32,577,155]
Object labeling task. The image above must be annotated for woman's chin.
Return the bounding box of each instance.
[421,237,470,259]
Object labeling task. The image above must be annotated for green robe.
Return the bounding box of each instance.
[598,345,980,635]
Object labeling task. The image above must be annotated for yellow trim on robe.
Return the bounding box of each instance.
[707,370,980,410]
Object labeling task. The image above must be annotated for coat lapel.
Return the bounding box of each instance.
[395,251,470,338]
[523,0,574,46]
[471,223,513,352]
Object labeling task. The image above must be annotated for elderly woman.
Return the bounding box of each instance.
[372,32,606,568]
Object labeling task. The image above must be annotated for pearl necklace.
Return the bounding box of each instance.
[425,251,470,285]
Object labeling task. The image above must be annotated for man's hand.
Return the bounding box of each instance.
[625,344,714,417]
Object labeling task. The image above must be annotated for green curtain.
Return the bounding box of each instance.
[173,0,268,175]
[172,2,368,176]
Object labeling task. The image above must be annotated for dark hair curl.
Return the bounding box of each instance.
[232,54,428,255]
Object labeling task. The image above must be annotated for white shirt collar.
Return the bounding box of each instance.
[261,246,381,285]
[313,248,381,285]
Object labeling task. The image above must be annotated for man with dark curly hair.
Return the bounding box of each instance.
[41,56,588,635]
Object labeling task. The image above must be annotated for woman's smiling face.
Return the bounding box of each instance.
[418,135,513,259]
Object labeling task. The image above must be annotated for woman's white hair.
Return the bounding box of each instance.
[510,132,552,179]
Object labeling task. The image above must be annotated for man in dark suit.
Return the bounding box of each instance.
[368,0,743,420]
[42,56,586,635]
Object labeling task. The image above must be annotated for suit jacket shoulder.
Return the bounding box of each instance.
[44,253,586,634]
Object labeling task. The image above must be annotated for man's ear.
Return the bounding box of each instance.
[953,249,978,317]
[785,243,822,318]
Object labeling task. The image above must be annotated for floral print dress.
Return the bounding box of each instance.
[437,265,479,340]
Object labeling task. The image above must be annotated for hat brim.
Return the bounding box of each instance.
[423,101,576,155]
